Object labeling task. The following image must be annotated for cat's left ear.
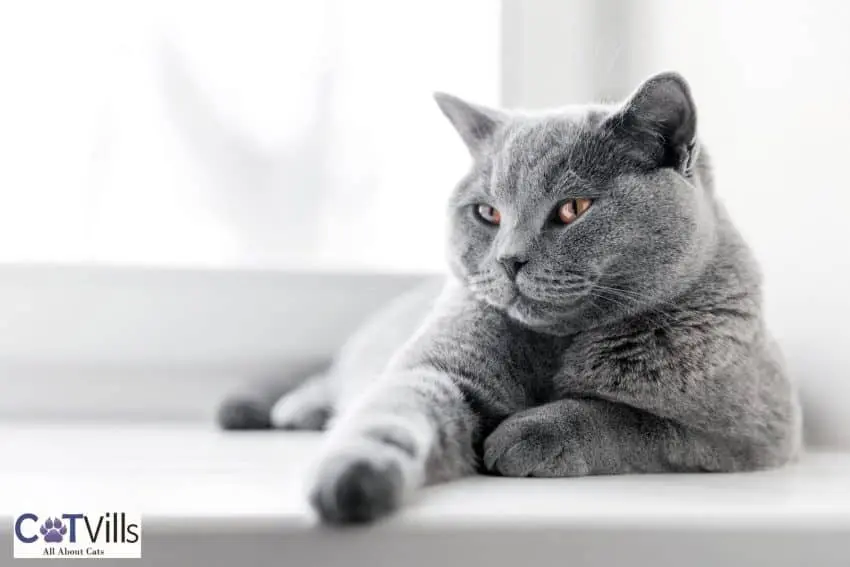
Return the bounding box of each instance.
[434,93,505,157]
[607,72,699,175]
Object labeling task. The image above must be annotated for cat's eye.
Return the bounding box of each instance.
[475,204,501,225]
[556,198,593,224]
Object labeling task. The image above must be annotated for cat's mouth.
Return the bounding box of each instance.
[495,284,553,308]
[500,289,554,321]
[497,284,589,328]
[471,276,585,327]
[505,295,558,327]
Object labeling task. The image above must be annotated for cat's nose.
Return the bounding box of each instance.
[499,256,527,279]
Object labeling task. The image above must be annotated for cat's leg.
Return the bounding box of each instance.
[483,398,783,477]
[218,363,330,430]
[308,370,492,524]
[306,289,535,524]
[218,380,310,431]
[270,374,332,431]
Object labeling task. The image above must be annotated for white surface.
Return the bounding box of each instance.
[0,423,847,528]
[1,423,849,566]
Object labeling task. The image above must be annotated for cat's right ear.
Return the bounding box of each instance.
[434,93,504,157]
[605,72,698,174]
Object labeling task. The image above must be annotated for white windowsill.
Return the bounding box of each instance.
[0,265,436,421]
[1,422,849,567]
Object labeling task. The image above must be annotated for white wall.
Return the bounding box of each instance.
[505,0,850,448]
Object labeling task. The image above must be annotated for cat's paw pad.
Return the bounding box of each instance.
[39,517,68,543]
[308,451,404,524]
[483,414,589,477]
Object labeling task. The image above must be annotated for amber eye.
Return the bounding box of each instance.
[476,204,501,225]
[557,198,593,224]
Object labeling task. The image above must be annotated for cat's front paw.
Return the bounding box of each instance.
[483,409,589,477]
[308,447,404,525]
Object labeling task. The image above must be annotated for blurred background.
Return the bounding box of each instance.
[0,0,849,444]
[0,0,499,272]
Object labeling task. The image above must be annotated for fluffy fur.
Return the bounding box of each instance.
[220,72,802,525]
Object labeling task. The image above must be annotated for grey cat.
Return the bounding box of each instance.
[219,72,802,525]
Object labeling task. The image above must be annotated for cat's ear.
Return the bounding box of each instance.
[434,92,504,156]
[607,72,698,174]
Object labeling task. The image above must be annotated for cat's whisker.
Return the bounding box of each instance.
[592,284,659,304]
[593,283,680,310]
[590,291,636,314]
[467,275,498,287]
[520,278,591,302]
[527,282,589,294]
[468,271,499,281]
[595,270,686,305]
[591,288,679,333]
[533,271,591,285]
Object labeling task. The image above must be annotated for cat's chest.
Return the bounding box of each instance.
[549,321,680,397]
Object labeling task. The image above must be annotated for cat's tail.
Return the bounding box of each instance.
[217,361,333,431]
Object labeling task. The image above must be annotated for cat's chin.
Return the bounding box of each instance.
[504,295,563,328]
[490,293,585,336]
[506,302,547,326]
[475,288,579,331]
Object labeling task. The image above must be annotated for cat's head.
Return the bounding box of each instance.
[436,72,718,334]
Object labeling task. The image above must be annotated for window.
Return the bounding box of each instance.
[0,0,500,272]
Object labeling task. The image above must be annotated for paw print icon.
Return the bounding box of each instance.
[39,518,67,543]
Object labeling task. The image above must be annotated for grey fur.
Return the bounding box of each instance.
[256,72,801,524]
[270,372,333,431]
